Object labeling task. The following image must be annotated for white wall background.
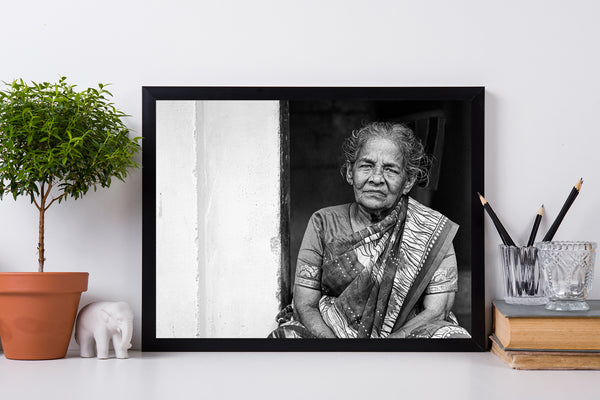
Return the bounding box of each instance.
[156,101,281,338]
[155,101,199,338]
[1,0,600,351]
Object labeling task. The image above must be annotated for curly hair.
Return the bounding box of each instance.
[340,121,431,186]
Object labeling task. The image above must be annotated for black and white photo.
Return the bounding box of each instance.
[142,87,485,351]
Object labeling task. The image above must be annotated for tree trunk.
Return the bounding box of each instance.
[37,182,51,273]
[38,201,45,272]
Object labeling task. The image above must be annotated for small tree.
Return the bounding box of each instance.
[0,77,141,272]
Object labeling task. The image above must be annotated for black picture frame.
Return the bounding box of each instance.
[142,86,485,352]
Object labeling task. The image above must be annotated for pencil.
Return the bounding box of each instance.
[526,205,544,247]
[478,193,516,246]
[542,178,583,242]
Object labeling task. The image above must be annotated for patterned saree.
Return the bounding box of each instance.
[269,196,470,339]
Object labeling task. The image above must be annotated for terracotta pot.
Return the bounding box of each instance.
[0,272,88,360]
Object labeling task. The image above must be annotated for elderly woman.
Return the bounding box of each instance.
[270,122,470,339]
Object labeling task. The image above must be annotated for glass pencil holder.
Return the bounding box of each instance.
[498,244,547,305]
[535,241,596,311]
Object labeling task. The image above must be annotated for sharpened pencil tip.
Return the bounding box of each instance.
[575,178,583,191]
[477,192,486,205]
[538,205,544,215]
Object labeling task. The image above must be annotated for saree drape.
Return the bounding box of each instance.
[269,196,469,339]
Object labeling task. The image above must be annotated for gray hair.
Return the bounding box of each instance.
[340,121,431,186]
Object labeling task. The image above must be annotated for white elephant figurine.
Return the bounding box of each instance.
[75,301,134,359]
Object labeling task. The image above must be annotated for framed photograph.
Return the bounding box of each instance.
[142,87,485,351]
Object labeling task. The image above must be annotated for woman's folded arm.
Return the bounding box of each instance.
[293,285,337,339]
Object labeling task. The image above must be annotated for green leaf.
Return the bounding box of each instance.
[0,76,141,206]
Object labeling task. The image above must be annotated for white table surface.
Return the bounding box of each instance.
[1,351,598,399]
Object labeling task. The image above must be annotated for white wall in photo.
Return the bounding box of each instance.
[156,101,281,338]
[156,101,199,338]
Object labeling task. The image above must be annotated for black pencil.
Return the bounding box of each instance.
[542,178,583,242]
[526,205,544,247]
[478,193,516,246]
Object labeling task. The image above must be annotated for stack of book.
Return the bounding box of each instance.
[491,300,600,370]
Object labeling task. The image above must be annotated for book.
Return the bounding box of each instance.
[490,335,600,370]
[493,300,600,351]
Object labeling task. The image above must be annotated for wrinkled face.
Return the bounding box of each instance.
[346,137,414,215]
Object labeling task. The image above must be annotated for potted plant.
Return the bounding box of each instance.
[0,77,140,360]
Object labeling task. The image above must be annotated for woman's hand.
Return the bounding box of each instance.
[389,292,455,338]
[294,285,337,339]
[389,329,407,338]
